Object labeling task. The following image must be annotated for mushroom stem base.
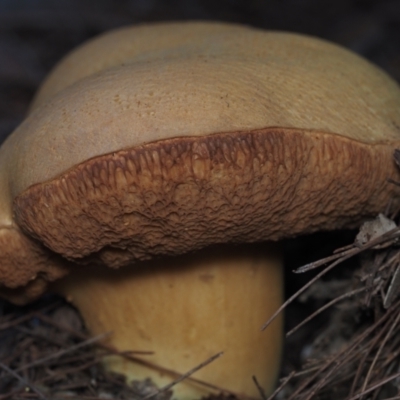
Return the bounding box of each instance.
[56,244,283,399]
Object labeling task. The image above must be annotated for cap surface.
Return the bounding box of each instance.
[1,22,400,300]
[4,23,400,197]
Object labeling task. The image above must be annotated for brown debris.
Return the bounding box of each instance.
[267,209,400,399]
[0,297,172,400]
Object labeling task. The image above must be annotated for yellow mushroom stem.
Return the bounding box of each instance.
[55,244,283,399]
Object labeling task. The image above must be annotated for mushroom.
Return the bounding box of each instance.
[1,21,400,398]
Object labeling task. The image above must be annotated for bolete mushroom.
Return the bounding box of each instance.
[1,21,400,399]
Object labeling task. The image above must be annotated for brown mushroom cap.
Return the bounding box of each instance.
[1,22,400,300]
